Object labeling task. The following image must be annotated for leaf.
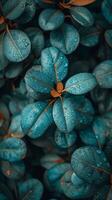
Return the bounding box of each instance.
[25,66,53,94]
[18,178,43,200]
[21,101,53,138]
[50,23,80,54]
[8,114,25,138]
[41,47,68,83]
[70,6,94,27]
[26,27,45,57]
[71,146,111,184]
[70,0,96,6]
[9,96,29,115]
[72,97,95,129]
[102,0,112,24]
[53,97,77,133]
[80,27,100,47]
[3,30,31,62]
[3,0,26,20]
[0,138,27,162]
[0,101,10,130]
[60,170,95,199]
[38,9,64,31]
[16,0,36,24]
[93,185,110,200]
[93,60,112,88]
[54,129,77,148]
[1,161,25,180]
[46,163,71,184]
[0,34,8,70]
[0,182,14,200]
[5,62,23,78]
[65,73,97,95]
[40,153,64,169]
[105,29,112,48]
[80,117,108,147]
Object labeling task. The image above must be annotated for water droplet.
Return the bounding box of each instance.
[96,150,101,154]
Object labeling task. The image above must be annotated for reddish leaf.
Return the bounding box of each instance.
[70,0,96,6]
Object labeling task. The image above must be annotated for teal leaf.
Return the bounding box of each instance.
[50,23,80,54]
[16,0,36,24]
[39,9,64,31]
[0,138,27,162]
[93,185,110,200]
[102,0,112,24]
[53,97,77,133]
[25,66,53,94]
[40,154,64,169]
[8,114,25,138]
[105,29,112,48]
[5,62,23,78]
[41,47,68,83]
[1,160,25,180]
[21,101,53,138]
[26,27,45,57]
[80,27,100,47]
[3,0,26,20]
[54,129,77,148]
[71,97,95,129]
[0,34,8,70]
[18,178,43,200]
[93,60,112,88]
[71,146,111,184]
[61,170,95,199]
[70,6,94,27]
[46,163,71,184]
[80,117,108,147]
[65,73,97,95]
[0,182,14,200]
[0,101,10,130]
[3,30,31,62]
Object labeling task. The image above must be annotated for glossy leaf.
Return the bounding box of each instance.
[40,154,64,169]
[3,30,31,62]
[71,0,96,6]
[50,23,80,54]
[93,185,110,200]
[25,66,53,94]
[53,97,77,133]
[61,170,95,199]
[21,101,53,138]
[26,27,45,57]
[1,161,25,180]
[0,34,8,70]
[102,0,112,24]
[18,178,43,200]
[3,0,26,20]
[80,27,100,47]
[105,29,112,48]
[93,60,112,88]
[80,117,108,147]
[0,138,27,162]
[8,114,25,138]
[41,47,68,83]
[71,97,95,129]
[46,163,71,184]
[39,9,64,31]
[0,101,10,130]
[71,146,111,184]
[54,129,77,148]
[65,73,97,95]
[17,0,36,24]
[70,7,94,27]
[5,63,23,78]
